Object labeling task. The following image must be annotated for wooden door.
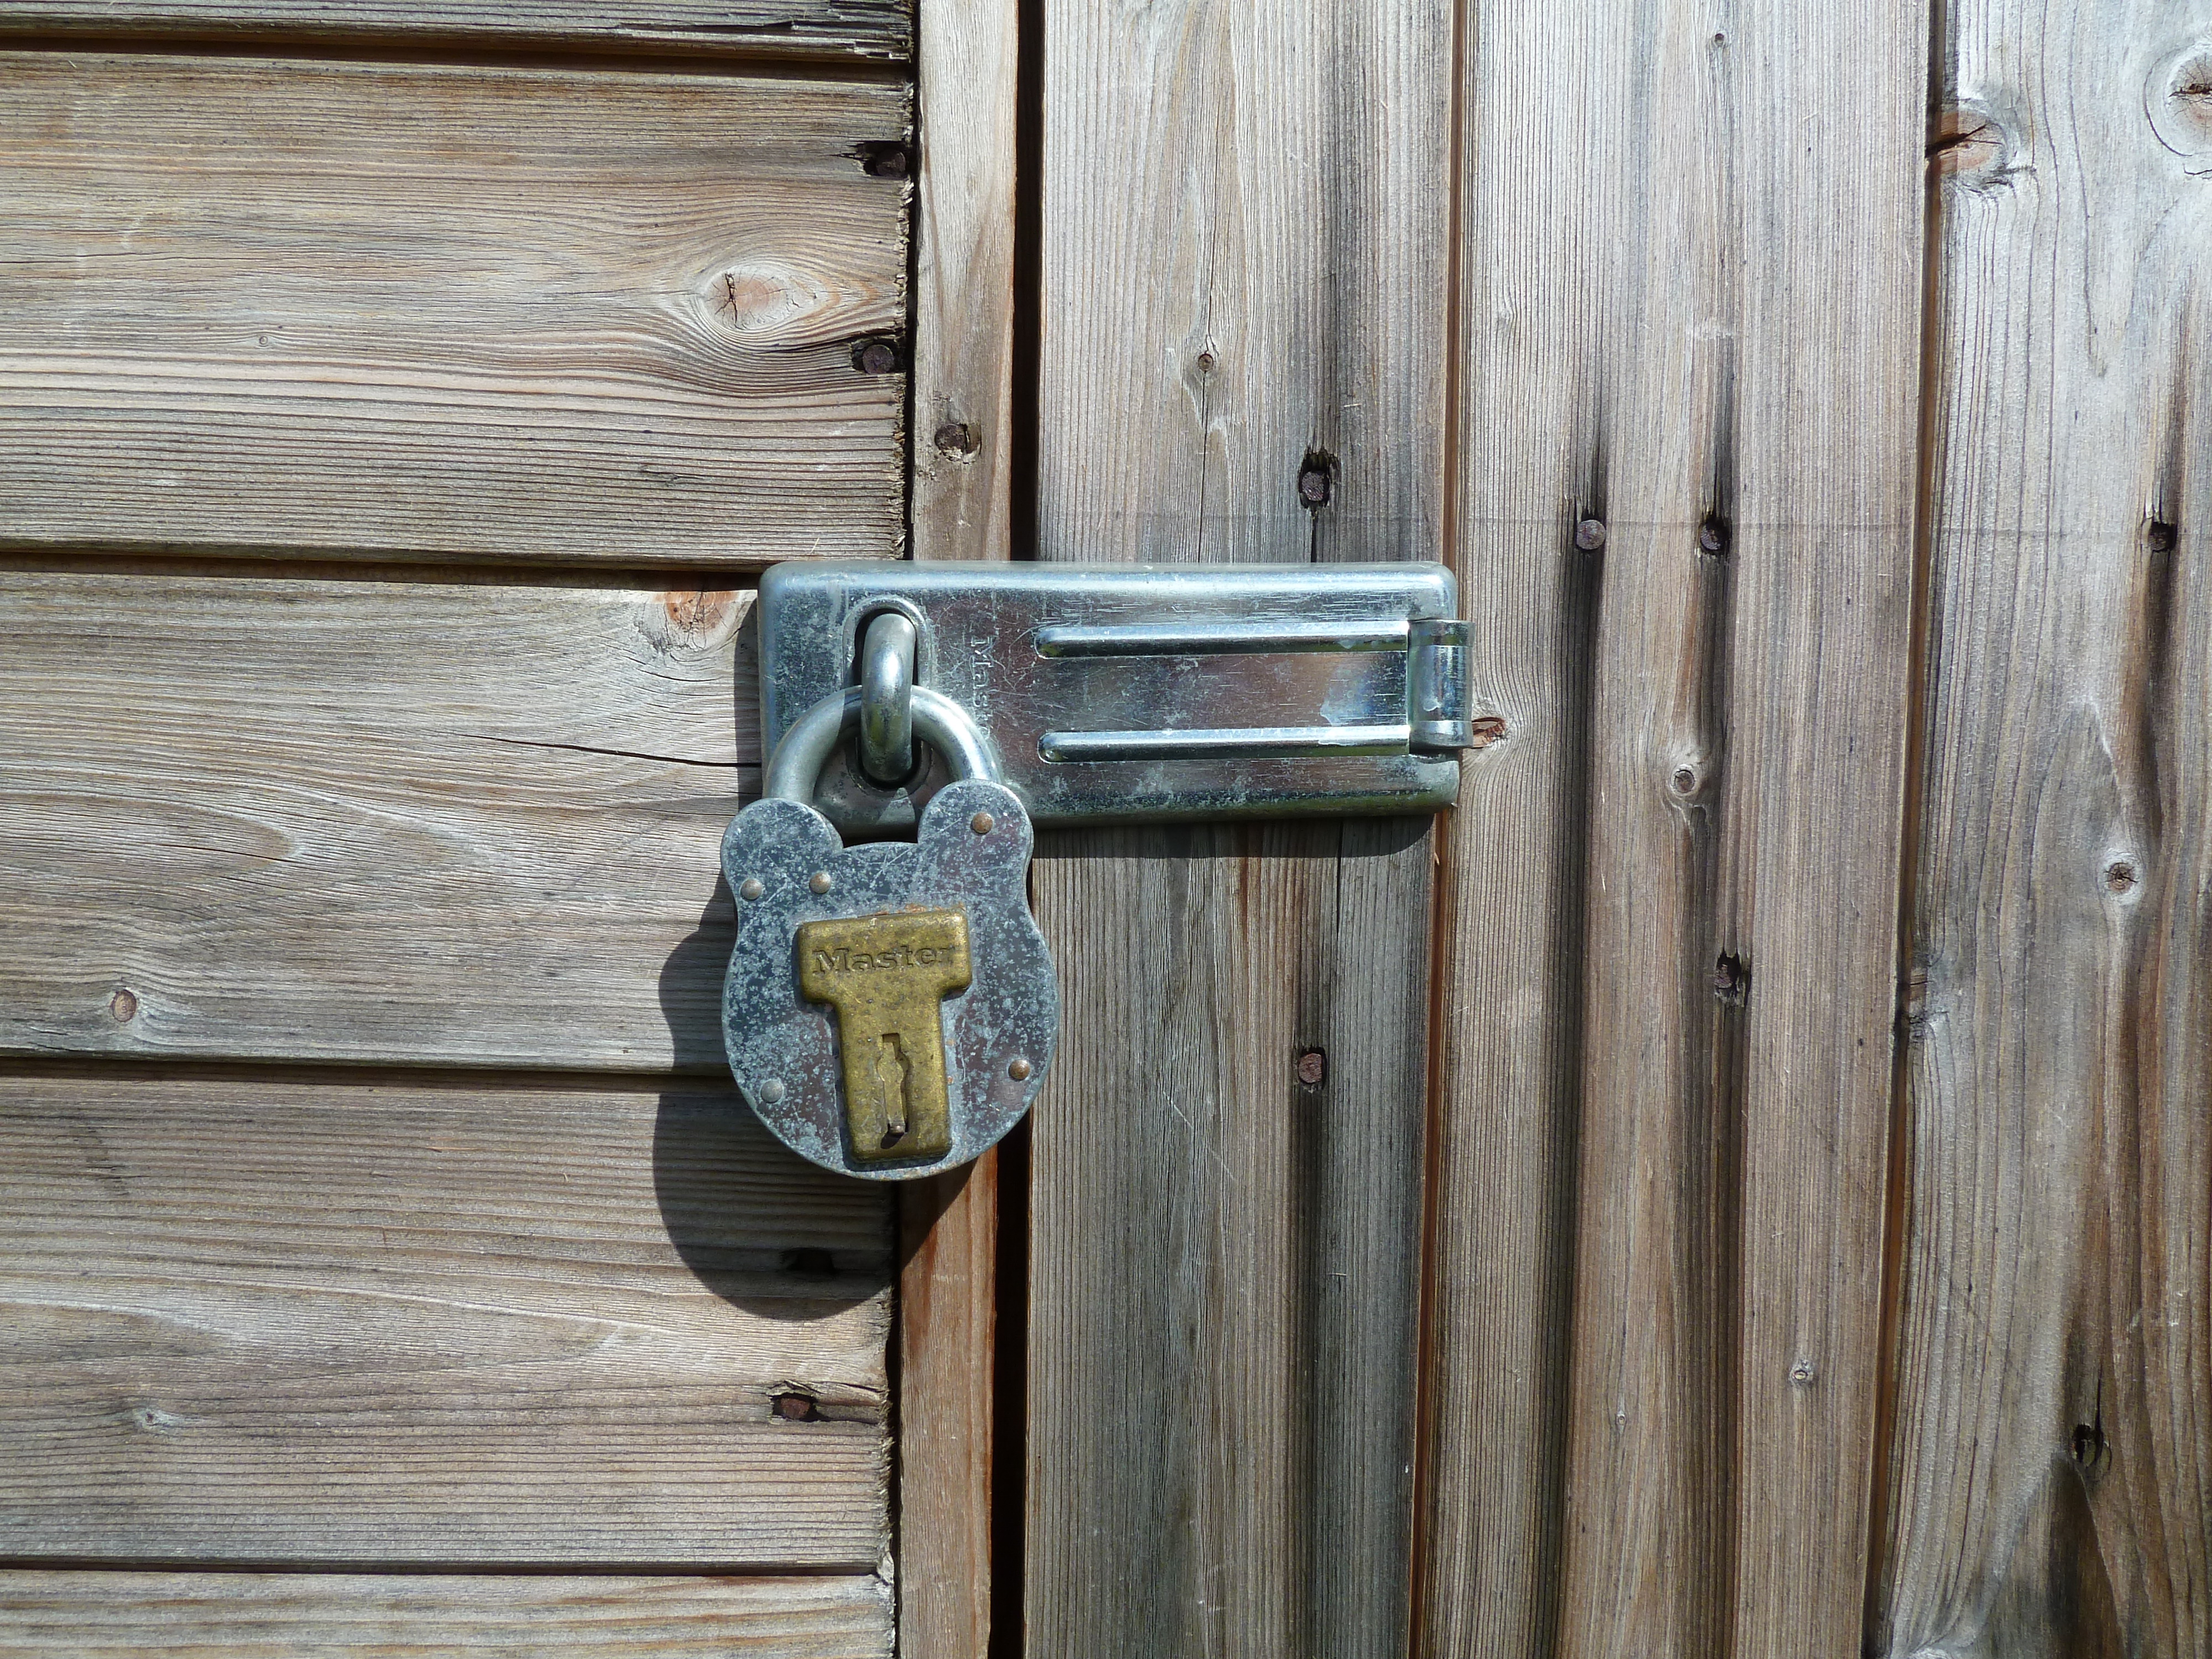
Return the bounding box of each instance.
[8,0,2210,1655]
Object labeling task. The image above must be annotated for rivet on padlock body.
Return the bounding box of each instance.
[721,682,1058,1182]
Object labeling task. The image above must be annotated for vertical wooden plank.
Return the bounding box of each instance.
[899,1160,998,1659]
[1872,10,2212,1655]
[911,0,1020,566]
[901,6,1020,1650]
[1421,2,1926,1655]
[1025,1,1451,1653]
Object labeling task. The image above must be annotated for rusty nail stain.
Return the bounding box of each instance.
[2106,862,2137,894]
[2147,520,2177,554]
[773,1392,821,1422]
[109,988,138,1022]
[852,338,902,375]
[1296,1048,1328,1088]
[1574,518,1608,551]
[934,421,979,457]
[1469,716,1508,748]
[1698,517,1730,556]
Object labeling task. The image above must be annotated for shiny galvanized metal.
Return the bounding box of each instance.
[756,560,1470,836]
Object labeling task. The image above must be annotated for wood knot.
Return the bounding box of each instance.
[653,589,742,651]
[109,988,138,1022]
[1929,107,2006,178]
[2151,43,2212,164]
[1469,716,1509,748]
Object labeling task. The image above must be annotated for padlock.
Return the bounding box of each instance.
[721,682,1058,1181]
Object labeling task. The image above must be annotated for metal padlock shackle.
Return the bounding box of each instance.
[763,683,1000,804]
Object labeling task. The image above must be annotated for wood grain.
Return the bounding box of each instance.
[1022,6,1451,1655]
[1870,13,2212,1655]
[0,1572,893,1655]
[0,568,754,1071]
[1026,3,1449,1652]
[0,55,908,568]
[896,1158,996,1659]
[0,1071,890,1565]
[909,0,1018,564]
[0,1,910,60]
[1423,2,1926,1655]
[1029,822,1433,1658]
[898,7,1018,1645]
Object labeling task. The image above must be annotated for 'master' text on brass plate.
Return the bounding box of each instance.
[796,909,970,1160]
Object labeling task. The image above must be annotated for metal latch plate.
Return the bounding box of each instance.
[758,561,1468,833]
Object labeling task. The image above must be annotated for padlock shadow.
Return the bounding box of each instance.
[654,880,893,1322]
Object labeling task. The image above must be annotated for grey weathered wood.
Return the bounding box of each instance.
[1034,5,1447,567]
[1029,823,1432,1658]
[0,55,907,568]
[0,569,754,1071]
[1423,2,1926,1655]
[899,8,1019,1650]
[909,0,1018,565]
[1024,7,1452,1653]
[895,1158,995,1659]
[0,1,909,59]
[1870,16,2212,1657]
[0,1070,890,1564]
[1026,4,1449,1652]
[0,1572,893,1655]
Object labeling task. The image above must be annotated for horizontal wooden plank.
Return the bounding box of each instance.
[0,2,910,60]
[0,55,909,567]
[0,1072,891,1565]
[0,569,753,1070]
[0,1572,893,1655]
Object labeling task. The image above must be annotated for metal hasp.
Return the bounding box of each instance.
[758,561,1474,833]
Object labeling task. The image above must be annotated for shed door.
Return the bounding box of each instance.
[0,15,911,1653]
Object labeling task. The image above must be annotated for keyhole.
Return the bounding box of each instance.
[874,1032,911,1149]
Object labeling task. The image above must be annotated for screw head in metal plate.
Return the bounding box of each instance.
[809,870,833,894]
[739,877,765,901]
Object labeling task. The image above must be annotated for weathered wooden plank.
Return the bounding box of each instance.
[896,1158,996,1659]
[1026,2,1449,1653]
[1029,823,1433,1657]
[1424,2,1925,1655]
[0,2,910,60]
[0,1071,890,1564]
[0,55,908,568]
[0,568,753,1070]
[1871,15,2212,1656]
[899,7,1019,1644]
[0,1572,893,1655]
[909,0,1018,565]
